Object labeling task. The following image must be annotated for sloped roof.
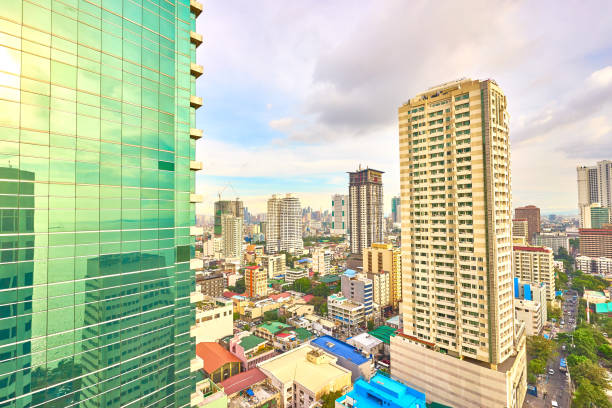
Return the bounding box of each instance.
[219,368,267,396]
[368,326,397,345]
[196,342,241,374]
[239,335,267,351]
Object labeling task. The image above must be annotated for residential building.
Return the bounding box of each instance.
[222,213,244,260]
[336,373,426,408]
[0,1,203,405]
[313,248,332,275]
[196,342,242,383]
[346,333,384,358]
[513,246,555,301]
[255,321,292,342]
[214,199,244,236]
[196,272,226,298]
[575,256,612,275]
[285,268,309,284]
[341,270,373,317]
[583,203,611,229]
[393,79,526,408]
[257,345,352,408]
[191,297,234,343]
[203,236,224,259]
[535,232,571,255]
[366,269,391,309]
[221,368,281,408]
[261,253,287,279]
[577,165,600,227]
[245,265,268,298]
[515,205,541,244]
[363,243,402,307]
[331,194,350,235]
[597,160,612,208]
[391,196,402,224]
[304,314,339,337]
[553,260,565,271]
[512,219,529,242]
[319,274,342,290]
[311,336,373,382]
[349,167,384,254]
[513,279,547,336]
[579,227,612,258]
[229,332,276,371]
[327,294,365,327]
[266,194,303,254]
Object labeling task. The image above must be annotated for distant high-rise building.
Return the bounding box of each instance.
[512,219,529,242]
[391,79,526,408]
[214,199,244,236]
[265,194,303,254]
[579,227,612,258]
[583,203,611,229]
[391,196,401,224]
[514,205,540,244]
[577,162,612,227]
[0,0,204,405]
[331,194,349,235]
[597,160,612,208]
[349,167,384,254]
[221,214,244,260]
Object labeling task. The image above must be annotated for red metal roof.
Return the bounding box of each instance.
[302,294,314,303]
[223,291,241,298]
[513,246,552,253]
[219,368,267,396]
[268,292,291,301]
[246,265,260,270]
[275,332,293,338]
[196,342,241,374]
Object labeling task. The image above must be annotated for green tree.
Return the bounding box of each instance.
[527,335,557,361]
[229,278,245,294]
[293,277,312,293]
[573,327,598,361]
[320,390,343,408]
[312,283,330,297]
[233,312,240,321]
[263,310,279,322]
[547,302,562,321]
[528,358,546,376]
[367,319,375,331]
[573,379,612,408]
[571,359,611,390]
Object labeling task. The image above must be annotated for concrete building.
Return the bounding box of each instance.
[196,342,242,383]
[229,332,276,371]
[258,345,352,408]
[196,272,226,298]
[328,294,365,327]
[311,336,373,382]
[513,279,547,336]
[597,160,612,209]
[349,167,384,254]
[535,232,570,255]
[222,214,244,260]
[266,194,303,254]
[215,199,244,236]
[577,162,612,227]
[512,219,529,242]
[341,270,373,317]
[346,333,384,358]
[221,369,281,408]
[191,297,234,343]
[362,243,402,307]
[575,256,612,275]
[313,248,332,276]
[583,203,611,229]
[203,236,224,259]
[261,253,287,279]
[285,268,309,285]
[393,78,526,408]
[514,205,540,244]
[366,269,391,310]
[331,194,350,235]
[335,373,426,408]
[579,227,612,258]
[391,196,402,224]
[245,265,268,298]
[513,246,555,301]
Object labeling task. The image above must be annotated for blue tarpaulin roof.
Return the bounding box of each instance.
[246,389,254,397]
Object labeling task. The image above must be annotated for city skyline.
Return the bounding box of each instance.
[194,0,612,216]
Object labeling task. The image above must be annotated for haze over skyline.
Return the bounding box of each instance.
[194,0,612,215]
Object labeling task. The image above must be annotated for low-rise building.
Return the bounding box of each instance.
[191,296,234,343]
[575,255,612,275]
[304,314,339,337]
[281,303,314,318]
[368,325,397,355]
[584,290,609,304]
[196,342,242,383]
[335,373,426,408]
[255,321,292,342]
[346,332,384,358]
[319,274,341,290]
[229,332,276,371]
[513,279,547,336]
[311,336,373,382]
[258,345,352,408]
[221,368,281,408]
[191,378,227,408]
[327,294,365,327]
[285,268,309,284]
[196,272,226,298]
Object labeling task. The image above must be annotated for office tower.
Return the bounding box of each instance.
[512,218,529,243]
[221,214,244,260]
[392,79,526,408]
[244,265,267,298]
[331,194,349,235]
[348,167,384,254]
[579,227,612,257]
[583,203,611,229]
[214,199,244,236]
[514,205,540,244]
[341,270,373,317]
[391,196,401,224]
[513,246,555,301]
[0,1,204,406]
[265,194,303,254]
[363,243,401,308]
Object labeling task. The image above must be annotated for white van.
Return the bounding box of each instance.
[551,401,559,408]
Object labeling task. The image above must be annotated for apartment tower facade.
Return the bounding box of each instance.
[514,205,540,244]
[213,199,243,236]
[348,168,384,254]
[265,194,303,254]
[0,0,204,406]
[362,243,402,307]
[391,79,526,408]
[576,161,612,227]
[331,194,349,235]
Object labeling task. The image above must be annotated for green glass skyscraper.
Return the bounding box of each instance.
[0,0,204,406]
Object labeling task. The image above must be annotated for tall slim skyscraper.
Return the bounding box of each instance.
[221,214,244,260]
[577,162,612,227]
[214,199,243,236]
[514,205,540,244]
[348,167,383,254]
[597,160,612,208]
[391,79,526,408]
[0,0,203,406]
[391,196,401,224]
[265,194,303,254]
[330,193,349,235]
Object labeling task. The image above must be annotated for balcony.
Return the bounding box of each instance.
[190,0,203,17]
[190,355,204,372]
[190,63,204,78]
[190,160,203,171]
[190,95,203,109]
[190,128,203,140]
[190,226,204,236]
[190,31,203,47]
[190,193,203,203]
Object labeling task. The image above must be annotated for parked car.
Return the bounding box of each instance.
[548,369,555,375]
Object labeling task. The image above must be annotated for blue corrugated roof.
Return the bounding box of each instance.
[336,373,426,408]
[311,335,368,365]
[344,269,357,276]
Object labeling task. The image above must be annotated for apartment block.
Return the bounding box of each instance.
[214,199,244,236]
[245,265,268,298]
[331,194,349,235]
[349,167,384,254]
[535,232,570,255]
[327,294,366,327]
[513,246,555,301]
[579,227,612,258]
[313,248,332,275]
[514,205,540,244]
[513,279,547,336]
[266,194,303,254]
[191,297,234,344]
[261,253,287,279]
[575,255,612,275]
[393,78,526,408]
[285,268,309,285]
[363,243,402,307]
[341,270,373,317]
[512,219,529,242]
[196,272,226,298]
[222,213,244,260]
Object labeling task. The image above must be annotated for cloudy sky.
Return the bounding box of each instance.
[194,0,612,216]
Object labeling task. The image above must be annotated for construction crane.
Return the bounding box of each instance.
[217,181,239,202]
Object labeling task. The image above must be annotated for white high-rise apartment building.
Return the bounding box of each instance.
[331,194,349,235]
[513,246,555,301]
[577,161,612,227]
[312,248,332,275]
[391,79,526,408]
[221,214,243,261]
[349,167,384,254]
[266,194,303,254]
